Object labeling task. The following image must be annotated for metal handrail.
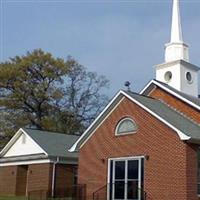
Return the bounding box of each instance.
[93,184,107,200]
[93,183,147,200]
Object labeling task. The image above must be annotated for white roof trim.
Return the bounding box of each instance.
[69,91,124,152]
[69,90,191,152]
[121,91,190,140]
[0,128,48,157]
[140,80,156,94]
[140,80,200,111]
[0,158,77,167]
[79,97,125,149]
[0,159,51,167]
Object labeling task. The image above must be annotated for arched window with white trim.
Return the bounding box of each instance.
[115,117,138,136]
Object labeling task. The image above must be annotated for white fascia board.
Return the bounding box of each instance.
[69,91,124,152]
[139,80,155,95]
[0,160,77,167]
[0,157,78,167]
[0,159,51,167]
[140,80,200,111]
[121,90,190,141]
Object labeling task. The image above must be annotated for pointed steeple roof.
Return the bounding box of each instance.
[164,0,189,62]
[170,0,183,43]
[155,0,199,97]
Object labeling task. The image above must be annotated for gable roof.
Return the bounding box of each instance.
[126,91,200,139]
[1,128,79,159]
[69,90,200,152]
[140,79,200,110]
[24,128,80,158]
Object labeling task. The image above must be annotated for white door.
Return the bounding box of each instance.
[108,157,144,200]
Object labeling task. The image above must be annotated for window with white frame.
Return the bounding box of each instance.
[115,118,138,136]
[108,157,144,200]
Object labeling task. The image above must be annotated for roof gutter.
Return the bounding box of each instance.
[186,138,200,145]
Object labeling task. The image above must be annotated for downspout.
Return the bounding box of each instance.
[51,157,59,197]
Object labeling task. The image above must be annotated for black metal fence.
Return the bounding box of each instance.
[28,184,86,200]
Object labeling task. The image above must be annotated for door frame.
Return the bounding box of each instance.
[107,156,145,200]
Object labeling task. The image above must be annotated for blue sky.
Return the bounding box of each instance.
[1,0,200,97]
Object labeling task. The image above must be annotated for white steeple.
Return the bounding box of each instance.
[170,0,183,43]
[165,0,189,62]
[155,0,199,97]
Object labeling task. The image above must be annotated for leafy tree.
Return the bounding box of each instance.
[0,49,109,147]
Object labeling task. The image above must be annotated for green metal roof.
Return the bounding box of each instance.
[23,128,79,158]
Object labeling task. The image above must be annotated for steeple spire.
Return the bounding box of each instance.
[165,0,189,62]
[170,0,183,43]
[155,0,199,97]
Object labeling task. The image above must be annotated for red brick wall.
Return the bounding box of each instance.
[148,86,200,200]
[78,97,199,200]
[16,165,28,196]
[0,166,18,196]
[186,144,199,200]
[149,87,200,123]
[27,163,53,193]
[54,164,76,197]
[55,164,75,190]
[0,163,77,197]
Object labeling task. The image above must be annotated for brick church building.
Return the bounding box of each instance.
[70,0,200,200]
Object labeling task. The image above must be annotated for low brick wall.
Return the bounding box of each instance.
[0,163,77,198]
[0,166,18,196]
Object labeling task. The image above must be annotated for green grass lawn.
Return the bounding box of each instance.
[0,197,72,200]
[0,197,27,200]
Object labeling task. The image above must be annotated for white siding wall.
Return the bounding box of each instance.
[180,66,198,97]
[4,133,44,157]
[156,62,199,97]
[156,63,181,91]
